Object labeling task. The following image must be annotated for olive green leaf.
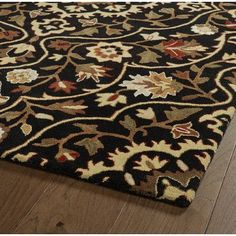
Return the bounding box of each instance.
[106,27,123,36]
[165,107,202,122]
[119,115,136,132]
[33,138,59,147]
[71,27,98,36]
[75,137,104,156]
[9,14,26,27]
[74,123,98,133]
[138,50,161,64]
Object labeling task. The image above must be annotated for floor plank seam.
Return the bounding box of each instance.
[108,197,129,233]
[11,178,56,233]
[204,142,236,233]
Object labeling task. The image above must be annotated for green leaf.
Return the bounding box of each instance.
[0,111,22,122]
[76,137,104,156]
[165,107,202,121]
[145,11,162,19]
[194,77,210,84]
[74,123,98,133]
[71,27,98,36]
[205,64,222,68]
[138,50,160,64]
[181,94,200,101]
[33,138,59,147]
[190,64,200,72]
[119,115,136,132]
[41,65,60,71]
[106,27,123,36]
[122,22,133,31]
[9,14,26,27]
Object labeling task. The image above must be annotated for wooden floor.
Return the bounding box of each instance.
[1,117,236,233]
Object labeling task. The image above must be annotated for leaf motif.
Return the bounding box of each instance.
[175,14,191,19]
[70,53,85,60]
[119,115,136,132]
[145,11,162,19]
[106,27,123,36]
[151,21,168,27]
[190,64,200,72]
[71,27,98,36]
[75,137,104,156]
[35,113,54,121]
[73,123,98,133]
[138,50,160,64]
[41,65,60,71]
[165,107,202,121]
[181,94,200,101]
[0,111,21,122]
[9,14,26,26]
[122,22,133,31]
[33,138,59,147]
[12,152,36,162]
[20,123,32,136]
[124,172,135,186]
[205,64,222,68]
[194,77,210,84]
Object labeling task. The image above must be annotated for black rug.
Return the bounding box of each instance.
[0,2,236,207]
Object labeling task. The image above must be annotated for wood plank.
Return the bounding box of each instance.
[206,142,236,233]
[109,116,236,233]
[7,117,236,234]
[0,161,56,233]
[13,177,129,233]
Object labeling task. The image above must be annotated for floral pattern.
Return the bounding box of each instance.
[6,69,38,84]
[87,42,133,63]
[0,2,236,208]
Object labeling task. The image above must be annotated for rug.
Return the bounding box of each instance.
[0,2,236,207]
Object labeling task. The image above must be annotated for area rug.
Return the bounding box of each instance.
[0,2,236,207]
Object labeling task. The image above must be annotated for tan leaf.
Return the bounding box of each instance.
[106,27,123,36]
[20,123,32,136]
[73,123,98,133]
[9,14,26,27]
[124,172,135,186]
[12,152,36,162]
[71,27,98,36]
[33,138,59,147]
[35,113,54,121]
[119,115,136,132]
[138,50,160,64]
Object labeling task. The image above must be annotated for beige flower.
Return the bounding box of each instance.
[32,18,75,36]
[96,93,127,107]
[140,32,166,41]
[191,24,218,35]
[87,42,132,63]
[6,69,38,84]
[120,72,183,99]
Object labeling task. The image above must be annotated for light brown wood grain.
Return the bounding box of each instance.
[13,177,129,233]
[206,143,236,233]
[0,161,56,233]
[1,116,236,233]
[109,116,236,233]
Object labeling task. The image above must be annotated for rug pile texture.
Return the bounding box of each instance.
[0,2,236,207]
